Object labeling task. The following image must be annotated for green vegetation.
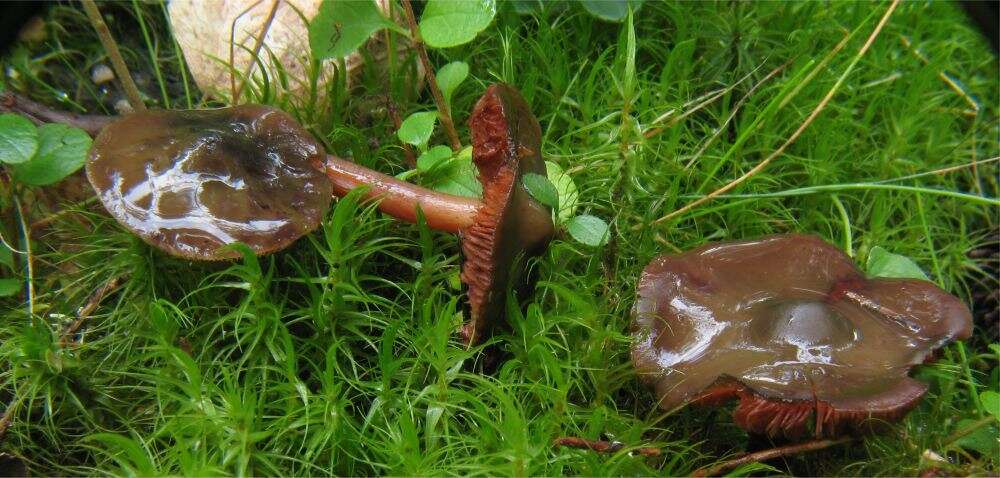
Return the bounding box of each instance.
[0,1,997,475]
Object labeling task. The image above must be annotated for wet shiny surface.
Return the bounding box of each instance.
[632,234,972,410]
[87,105,331,260]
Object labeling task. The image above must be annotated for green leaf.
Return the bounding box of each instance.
[419,0,497,48]
[566,214,610,247]
[417,145,453,172]
[0,113,39,164]
[523,173,558,210]
[866,246,929,280]
[546,161,578,223]
[954,418,999,456]
[11,124,91,186]
[578,0,643,22]
[398,111,438,149]
[0,278,20,297]
[981,391,1000,419]
[427,146,482,198]
[309,0,403,60]
[436,61,469,112]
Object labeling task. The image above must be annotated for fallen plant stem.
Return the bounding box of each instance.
[1,91,112,136]
[654,0,900,224]
[692,437,855,477]
[60,275,126,346]
[553,436,662,457]
[233,0,281,104]
[400,0,462,152]
[12,195,33,317]
[81,0,147,112]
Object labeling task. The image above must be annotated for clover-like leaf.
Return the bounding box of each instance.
[11,123,90,186]
[419,0,497,48]
[309,0,404,60]
[426,146,481,198]
[436,61,469,112]
[398,111,438,150]
[546,161,578,223]
[417,145,453,172]
[566,214,610,247]
[0,113,38,165]
[866,246,929,281]
[523,173,558,211]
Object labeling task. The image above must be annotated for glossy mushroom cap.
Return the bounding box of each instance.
[459,84,555,344]
[86,105,331,260]
[632,234,972,439]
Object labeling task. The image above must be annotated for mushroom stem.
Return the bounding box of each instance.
[325,155,481,233]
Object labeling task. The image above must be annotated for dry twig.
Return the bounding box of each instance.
[692,437,854,477]
[553,436,662,457]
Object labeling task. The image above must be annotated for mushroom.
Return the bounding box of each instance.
[82,83,553,343]
[86,104,333,260]
[631,234,973,439]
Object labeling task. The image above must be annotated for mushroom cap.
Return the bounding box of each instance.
[459,84,555,344]
[86,105,331,260]
[632,234,972,439]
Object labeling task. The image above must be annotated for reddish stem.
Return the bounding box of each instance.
[325,155,480,233]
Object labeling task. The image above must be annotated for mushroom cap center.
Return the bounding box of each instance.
[751,299,859,349]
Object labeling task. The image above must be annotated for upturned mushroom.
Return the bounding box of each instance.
[631,234,972,439]
[7,84,553,344]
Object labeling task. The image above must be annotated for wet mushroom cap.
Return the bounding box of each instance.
[460,84,555,344]
[86,105,331,260]
[632,234,972,439]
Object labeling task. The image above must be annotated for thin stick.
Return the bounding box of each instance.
[0,91,112,136]
[400,0,462,152]
[60,275,125,346]
[692,437,854,477]
[553,436,662,457]
[81,0,146,112]
[653,0,900,225]
[233,0,282,104]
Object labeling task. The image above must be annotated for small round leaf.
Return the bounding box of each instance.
[12,123,90,186]
[866,246,929,281]
[417,145,453,172]
[398,111,438,149]
[419,0,497,48]
[523,173,559,210]
[566,214,610,247]
[0,113,39,164]
[546,161,578,223]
